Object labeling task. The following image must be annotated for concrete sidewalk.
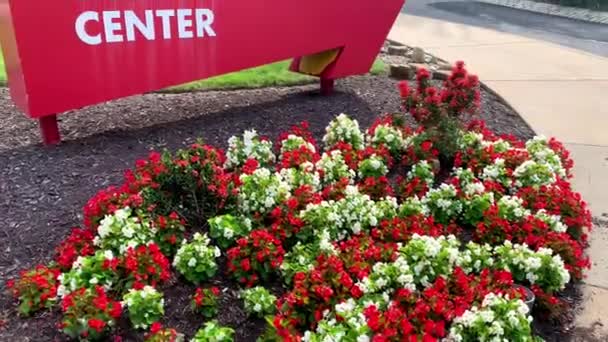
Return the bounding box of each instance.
[389,13,608,339]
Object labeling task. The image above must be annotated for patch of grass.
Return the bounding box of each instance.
[164,58,387,93]
[0,53,5,84]
[370,59,387,76]
[165,60,314,93]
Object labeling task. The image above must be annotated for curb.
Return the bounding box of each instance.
[477,0,608,25]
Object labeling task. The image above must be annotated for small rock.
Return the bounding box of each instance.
[433,70,450,81]
[387,45,409,56]
[389,64,414,80]
[438,62,452,71]
[412,47,425,63]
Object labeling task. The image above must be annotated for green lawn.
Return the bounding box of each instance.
[165,58,386,93]
[0,54,386,91]
[0,53,5,84]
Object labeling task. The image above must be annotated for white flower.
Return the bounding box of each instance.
[104,250,114,260]
[357,335,370,342]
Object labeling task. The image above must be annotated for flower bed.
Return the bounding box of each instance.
[6,63,591,341]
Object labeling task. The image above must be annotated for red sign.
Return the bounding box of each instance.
[0,0,404,143]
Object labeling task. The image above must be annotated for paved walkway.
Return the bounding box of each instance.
[389,13,608,339]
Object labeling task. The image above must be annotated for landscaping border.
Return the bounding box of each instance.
[477,0,608,24]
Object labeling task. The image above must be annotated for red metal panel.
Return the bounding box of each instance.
[0,0,404,117]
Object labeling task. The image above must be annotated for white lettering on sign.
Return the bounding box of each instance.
[177,9,193,38]
[196,9,216,37]
[75,9,216,45]
[103,11,124,43]
[155,10,175,39]
[125,10,155,41]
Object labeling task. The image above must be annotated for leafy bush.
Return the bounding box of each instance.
[208,214,252,249]
[191,287,220,318]
[124,243,171,290]
[173,233,220,284]
[191,321,234,342]
[448,293,534,342]
[123,286,164,329]
[227,229,285,286]
[58,250,119,295]
[60,286,122,339]
[7,265,61,316]
[241,286,277,317]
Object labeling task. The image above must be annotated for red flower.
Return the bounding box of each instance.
[243,158,259,174]
[150,322,163,334]
[351,285,363,298]
[241,259,251,271]
[88,318,106,332]
[110,302,122,319]
[398,81,410,97]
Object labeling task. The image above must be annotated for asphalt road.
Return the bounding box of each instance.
[402,0,608,56]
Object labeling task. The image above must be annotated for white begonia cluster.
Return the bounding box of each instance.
[225,129,275,169]
[421,184,463,224]
[374,196,399,220]
[95,207,155,254]
[497,195,531,221]
[240,286,277,317]
[191,320,234,342]
[322,113,365,150]
[279,162,321,191]
[208,214,252,249]
[448,293,534,342]
[317,229,339,255]
[480,158,512,188]
[173,233,221,284]
[513,160,557,188]
[494,241,570,292]
[357,154,389,178]
[454,168,495,225]
[357,256,416,294]
[453,168,484,196]
[525,135,566,179]
[280,134,317,155]
[336,189,384,236]
[302,299,371,342]
[122,285,164,329]
[458,131,484,150]
[367,123,405,156]
[300,187,389,241]
[398,196,430,217]
[456,242,495,274]
[238,167,291,215]
[407,160,435,185]
[58,250,117,296]
[534,209,568,233]
[315,150,356,186]
[398,234,461,287]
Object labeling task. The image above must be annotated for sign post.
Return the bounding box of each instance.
[0,0,404,144]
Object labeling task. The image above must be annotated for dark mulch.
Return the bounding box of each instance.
[0,74,573,341]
